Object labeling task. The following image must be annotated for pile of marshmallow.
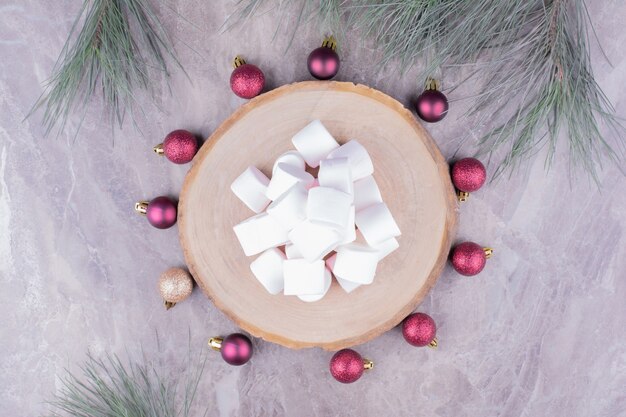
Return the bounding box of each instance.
[231,120,401,302]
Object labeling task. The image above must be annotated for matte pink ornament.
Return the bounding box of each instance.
[451,242,493,276]
[135,196,177,229]
[209,333,253,366]
[452,158,487,193]
[307,36,340,80]
[415,89,448,123]
[402,312,437,347]
[230,56,265,99]
[329,349,373,383]
[154,130,198,164]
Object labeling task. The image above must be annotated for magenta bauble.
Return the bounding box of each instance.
[451,242,489,276]
[161,130,198,164]
[146,196,177,229]
[330,349,372,383]
[230,63,265,99]
[402,312,437,347]
[451,158,487,192]
[415,89,449,123]
[220,333,253,366]
[307,47,340,80]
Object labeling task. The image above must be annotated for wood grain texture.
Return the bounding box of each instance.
[179,81,458,350]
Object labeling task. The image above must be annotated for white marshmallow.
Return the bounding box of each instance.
[230,166,271,213]
[355,202,401,246]
[340,206,356,244]
[326,253,361,293]
[266,183,308,231]
[283,259,326,295]
[298,267,332,302]
[288,220,342,262]
[250,248,286,295]
[272,151,306,175]
[233,212,289,256]
[353,176,382,211]
[327,140,374,180]
[306,187,353,229]
[318,158,353,195]
[333,243,379,285]
[291,120,339,168]
[284,243,302,259]
[266,163,315,201]
[372,237,399,261]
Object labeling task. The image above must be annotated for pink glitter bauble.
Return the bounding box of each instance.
[221,333,253,366]
[230,64,265,99]
[330,349,364,383]
[307,47,340,80]
[415,89,449,123]
[146,196,177,229]
[451,158,486,192]
[163,130,198,164]
[451,242,487,276]
[402,312,437,347]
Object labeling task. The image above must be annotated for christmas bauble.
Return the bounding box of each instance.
[145,196,177,229]
[329,349,373,383]
[415,89,448,123]
[451,242,492,276]
[402,312,437,347]
[230,57,265,99]
[209,333,253,366]
[451,158,486,192]
[307,46,340,80]
[155,130,198,164]
[158,267,193,309]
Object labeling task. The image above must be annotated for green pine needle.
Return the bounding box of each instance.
[30,0,183,136]
[227,0,624,179]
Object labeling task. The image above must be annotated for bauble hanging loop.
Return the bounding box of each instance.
[307,36,340,80]
[451,242,493,276]
[329,349,373,383]
[451,158,487,202]
[402,312,438,348]
[153,130,198,164]
[230,56,265,99]
[208,333,253,366]
[415,78,449,123]
[158,267,193,309]
[134,196,177,229]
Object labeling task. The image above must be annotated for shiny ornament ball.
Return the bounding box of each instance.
[158,267,193,303]
[230,64,265,99]
[402,312,437,347]
[415,89,449,123]
[451,158,487,192]
[330,349,365,383]
[307,47,340,80]
[451,242,487,276]
[162,130,198,164]
[221,333,253,366]
[146,196,177,229]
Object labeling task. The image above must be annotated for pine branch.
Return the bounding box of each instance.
[29,0,183,136]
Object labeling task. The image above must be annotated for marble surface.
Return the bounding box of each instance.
[1,1,625,416]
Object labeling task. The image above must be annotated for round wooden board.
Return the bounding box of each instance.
[179,81,457,350]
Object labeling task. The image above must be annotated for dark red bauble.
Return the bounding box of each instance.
[230,64,265,99]
[146,196,177,229]
[161,130,198,164]
[415,89,449,123]
[307,47,340,80]
[330,349,370,383]
[402,312,437,347]
[451,242,488,276]
[451,158,487,192]
[221,333,253,366]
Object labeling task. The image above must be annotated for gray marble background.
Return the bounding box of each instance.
[1,1,625,416]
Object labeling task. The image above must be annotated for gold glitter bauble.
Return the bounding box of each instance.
[158,267,193,306]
